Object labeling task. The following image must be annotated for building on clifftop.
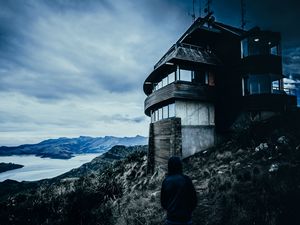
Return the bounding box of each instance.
[143,15,298,171]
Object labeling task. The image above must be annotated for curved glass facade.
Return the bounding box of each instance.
[150,101,215,126]
[241,36,281,58]
[151,103,175,122]
[152,68,215,93]
[242,74,284,96]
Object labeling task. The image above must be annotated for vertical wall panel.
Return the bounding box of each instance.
[175,101,215,126]
[181,126,215,158]
[151,118,182,167]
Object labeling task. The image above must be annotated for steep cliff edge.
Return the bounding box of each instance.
[0,112,299,225]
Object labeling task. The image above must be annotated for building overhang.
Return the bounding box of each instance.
[243,94,297,111]
[143,16,246,96]
[238,55,282,75]
[144,82,216,116]
[242,27,281,42]
[143,43,222,95]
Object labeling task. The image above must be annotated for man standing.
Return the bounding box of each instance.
[161,156,197,225]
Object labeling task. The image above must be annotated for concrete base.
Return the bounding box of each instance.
[147,118,182,170]
[181,125,215,158]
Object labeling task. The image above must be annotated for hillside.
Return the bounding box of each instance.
[0,163,24,173]
[55,145,148,179]
[0,112,299,225]
[0,135,147,159]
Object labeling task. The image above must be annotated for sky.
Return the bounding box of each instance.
[0,0,299,146]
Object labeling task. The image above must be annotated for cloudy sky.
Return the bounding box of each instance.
[0,0,299,146]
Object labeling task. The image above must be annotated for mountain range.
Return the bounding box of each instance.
[0,135,148,159]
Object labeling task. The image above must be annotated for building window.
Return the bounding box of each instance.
[243,74,291,96]
[241,36,281,58]
[158,108,163,120]
[209,73,215,86]
[203,71,215,86]
[152,72,176,92]
[241,39,248,58]
[243,74,284,95]
[152,69,215,93]
[249,38,269,56]
[271,80,284,94]
[162,106,168,119]
[168,72,175,83]
[270,45,278,55]
[151,103,176,122]
[169,103,175,117]
[163,77,168,86]
[159,81,163,89]
[155,110,158,122]
[179,69,192,82]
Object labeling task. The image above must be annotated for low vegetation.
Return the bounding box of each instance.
[0,112,299,225]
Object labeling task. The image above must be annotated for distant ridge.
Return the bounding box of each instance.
[0,135,148,159]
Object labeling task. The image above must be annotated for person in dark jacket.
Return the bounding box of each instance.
[161,156,197,225]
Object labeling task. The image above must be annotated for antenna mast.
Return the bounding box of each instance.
[198,0,202,18]
[241,0,246,30]
[192,0,196,21]
[204,0,212,15]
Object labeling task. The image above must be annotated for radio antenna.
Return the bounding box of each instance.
[204,0,212,15]
[198,0,202,18]
[192,0,196,21]
[241,0,247,30]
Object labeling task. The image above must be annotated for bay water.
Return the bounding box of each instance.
[0,153,101,182]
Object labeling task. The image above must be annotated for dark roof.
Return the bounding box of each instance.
[143,16,245,94]
[177,16,245,44]
[212,21,245,36]
[143,43,222,95]
[154,43,222,69]
[152,16,243,71]
[241,27,281,41]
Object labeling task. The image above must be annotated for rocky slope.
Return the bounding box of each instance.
[55,145,148,179]
[0,112,299,225]
[0,135,147,159]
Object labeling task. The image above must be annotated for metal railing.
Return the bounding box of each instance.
[153,43,208,70]
[272,86,296,96]
[154,44,176,69]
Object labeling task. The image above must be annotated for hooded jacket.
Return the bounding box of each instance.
[161,157,197,223]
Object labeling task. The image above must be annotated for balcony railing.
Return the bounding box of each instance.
[144,81,215,116]
[243,93,297,111]
[272,86,297,96]
[153,43,218,70]
[154,44,177,69]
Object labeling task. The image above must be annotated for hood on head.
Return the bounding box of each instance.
[168,156,182,175]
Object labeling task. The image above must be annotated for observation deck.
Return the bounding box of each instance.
[144,81,215,116]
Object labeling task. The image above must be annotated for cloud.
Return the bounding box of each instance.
[0,91,149,146]
[283,48,300,77]
[0,0,185,99]
[0,0,189,145]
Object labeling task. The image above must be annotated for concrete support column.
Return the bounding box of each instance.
[147,123,155,174]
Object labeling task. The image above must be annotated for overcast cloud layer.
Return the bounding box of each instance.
[0,0,299,146]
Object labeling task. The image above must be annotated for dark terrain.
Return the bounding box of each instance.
[0,112,299,225]
[0,163,24,173]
